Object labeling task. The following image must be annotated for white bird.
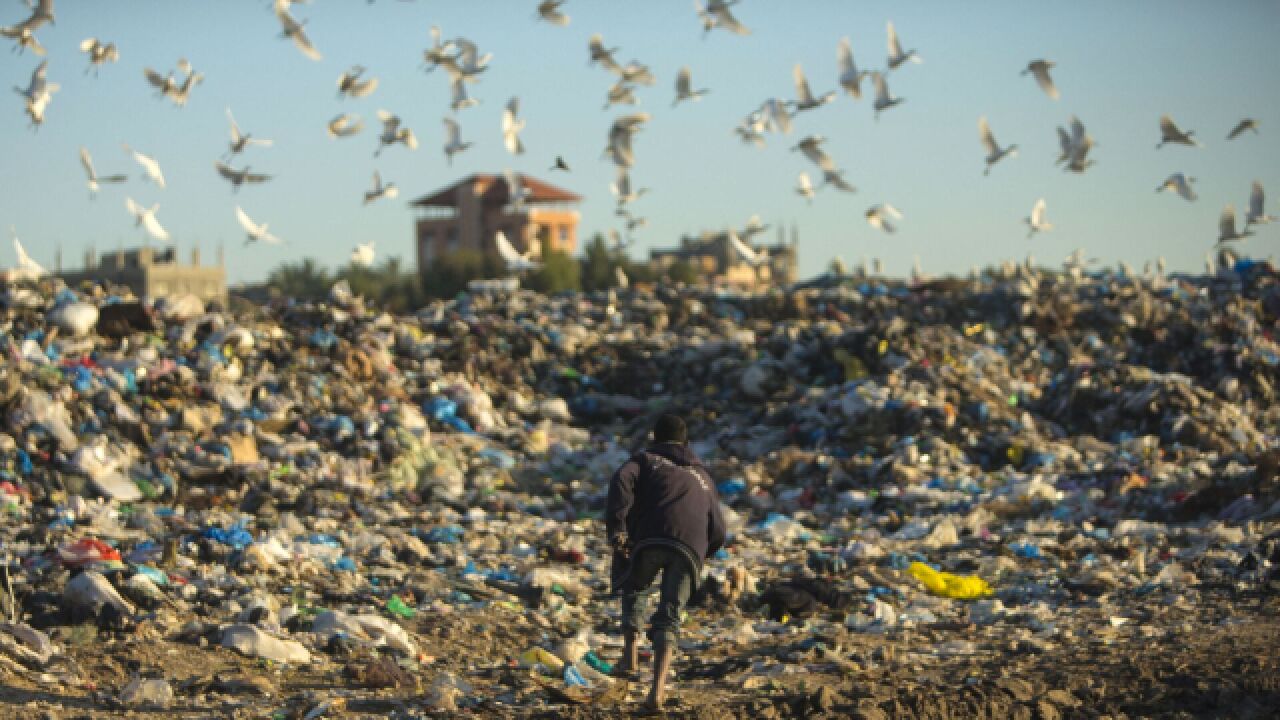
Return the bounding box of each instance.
[611,167,648,208]
[1227,118,1258,140]
[79,147,126,197]
[536,0,570,26]
[837,37,868,99]
[364,171,398,205]
[738,215,770,243]
[697,0,750,36]
[422,25,457,74]
[796,172,815,203]
[15,59,58,128]
[979,116,1018,175]
[792,135,836,173]
[1,0,54,53]
[616,60,656,86]
[2,25,44,55]
[328,113,364,138]
[79,38,119,75]
[734,112,767,147]
[495,231,539,272]
[504,169,531,210]
[144,59,201,107]
[762,98,793,134]
[450,75,479,111]
[1022,60,1059,100]
[502,97,526,155]
[1246,180,1275,226]
[445,37,491,83]
[1156,173,1197,202]
[225,108,273,160]
[443,117,471,165]
[822,170,857,193]
[728,231,768,267]
[275,7,321,61]
[125,197,171,241]
[1158,114,1200,149]
[871,72,902,120]
[215,162,272,192]
[375,110,418,156]
[791,63,835,112]
[350,242,376,268]
[674,66,709,106]
[603,79,638,110]
[1218,205,1253,243]
[587,33,621,73]
[865,203,903,233]
[1058,115,1096,173]
[123,145,165,188]
[886,21,921,69]
[10,228,47,281]
[337,66,378,99]
[605,112,650,167]
[615,265,629,289]
[1024,198,1052,238]
[235,206,282,246]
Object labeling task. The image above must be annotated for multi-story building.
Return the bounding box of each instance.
[649,224,799,290]
[411,173,581,275]
[57,246,227,305]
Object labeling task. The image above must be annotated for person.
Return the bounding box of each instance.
[606,413,727,712]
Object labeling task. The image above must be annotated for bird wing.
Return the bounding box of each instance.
[798,172,812,192]
[887,21,902,57]
[141,212,169,241]
[79,147,96,179]
[371,170,383,192]
[235,206,261,235]
[615,266,629,288]
[1031,198,1046,225]
[1056,127,1071,155]
[882,203,903,219]
[1219,205,1236,238]
[13,237,46,275]
[729,231,758,264]
[793,64,814,103]
[676,67,691,96]
[837,38,854,75]
[1159,114,1178,138]
[611,167,631,197]
[503,96,520,132]
[143,68,168,89]
[125,196,141,217]
[1251,181,1265,217]
[244,171,272,183]
[1070,115,1086,144]
[978,116,998,155]
[444,117,461,144]
[376,109,397,127]
[712,5,750,34]
[494,231,522,264]
[351,76,378,98]
[765,99,792,133]
[226,108,243,143]
[873,73,889,104]
[215,162,237,180]
[1031,65,1059,99]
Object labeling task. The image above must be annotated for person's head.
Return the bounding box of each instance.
[652,413,687,445]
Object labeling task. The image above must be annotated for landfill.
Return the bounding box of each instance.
[1,262,1279,718]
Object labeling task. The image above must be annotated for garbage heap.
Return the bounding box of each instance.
[0,264,1278,718]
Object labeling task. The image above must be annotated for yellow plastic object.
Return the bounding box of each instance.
[908,562,994,599]
[519,647,565,673]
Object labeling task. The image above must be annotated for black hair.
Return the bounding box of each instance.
[653,414,687,445]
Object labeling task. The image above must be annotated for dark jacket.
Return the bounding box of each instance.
[606,443,727,583]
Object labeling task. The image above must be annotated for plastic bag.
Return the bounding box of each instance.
[907,561,993,599]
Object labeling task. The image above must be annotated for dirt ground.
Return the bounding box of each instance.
[2,583,1277,719]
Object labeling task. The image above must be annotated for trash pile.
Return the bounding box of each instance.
[1,262,1278,718]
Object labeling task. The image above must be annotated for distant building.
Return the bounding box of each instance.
[411,173,581,275]
[650,224,799,290]
[58,246,227,305]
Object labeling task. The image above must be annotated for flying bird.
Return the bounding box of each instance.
[837,37,868,99]
[611,167,648,209]
[865,203,903,233]
[822,170,856,193]
[616,60,656,86]
[738,215,770,243]
[2,25,45,55]
[10,229,47,281]
[1,0,54,51]
[337,66,378,98]
[1022,60,1059,99]
[550,155,570,172]
[504,169,531,210]
[79,38,119,75]
[351,242,376,268]
[503,97,526,154]
[728,231,769,267]
[328,113,364,138]
[422,25,457,74]
[605,112,650,168]
[235,206,282,245]
[886,21,921,69]
[375,110,418,156]
[15,60,58,128]
[697,0,750,36]
[792,135,836,173]
[615,266,629,289]
[979,116,1018,175]
[734,112,766,147]
[603,79,638,109]
[1157,114,1201,148]
[449,75,479,111]
[225,108,273,160]
[1058,115,1096,173]
[125,197,171,241]
[791,63,834,112]
[1217,205,1253,243]
[1227,118,1258,140]
[215,162,272,191]
[796,172,815,203]
[1246,181,1275,226]
[1156,172,1197,202]
[443,117,472,164]
[761,98,793,133]
[364,171,398,205]
[536,0,569,26]
[871,72,903,120]
[445,37,491,83]
[495,231,539,272]
[1024,198,1052,238]
[674,66,709,106]
[144,59,202,107]
[587,33,621,72]
[79,147,127,197]
[275,7,322,61]
[123,145,165,188]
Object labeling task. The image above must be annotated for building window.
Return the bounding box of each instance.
[446,227,460,252]
[421,232,435,262]
[558,226,569,246]
[153,282,168,295]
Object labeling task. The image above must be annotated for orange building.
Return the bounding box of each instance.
[411,173,581,275]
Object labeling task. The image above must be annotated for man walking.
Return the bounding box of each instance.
[606,414,727,712]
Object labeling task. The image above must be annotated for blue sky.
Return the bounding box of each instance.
[3,0,1279,285]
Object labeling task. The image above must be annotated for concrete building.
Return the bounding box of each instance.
[57,246,227,305]
[411,173,581,275]
[650,224,799,290]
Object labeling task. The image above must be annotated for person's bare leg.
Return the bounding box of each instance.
[645,642,674,709]
[615,629,639,675]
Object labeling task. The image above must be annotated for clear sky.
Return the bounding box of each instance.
[3,0,1279,285]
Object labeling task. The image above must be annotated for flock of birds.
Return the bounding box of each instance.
[5,0,1277,283]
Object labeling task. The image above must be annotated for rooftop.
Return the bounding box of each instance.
[411,173,581,208]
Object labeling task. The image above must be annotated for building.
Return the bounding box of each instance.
[650,224,799,290]
[411,173,581,275]
[57,246,227,305]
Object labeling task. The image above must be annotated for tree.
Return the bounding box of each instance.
[420,249,502,300]
[267,258,330,301]
[528,238,581,294]
[580,233,616,292]
[665,259,699,286]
